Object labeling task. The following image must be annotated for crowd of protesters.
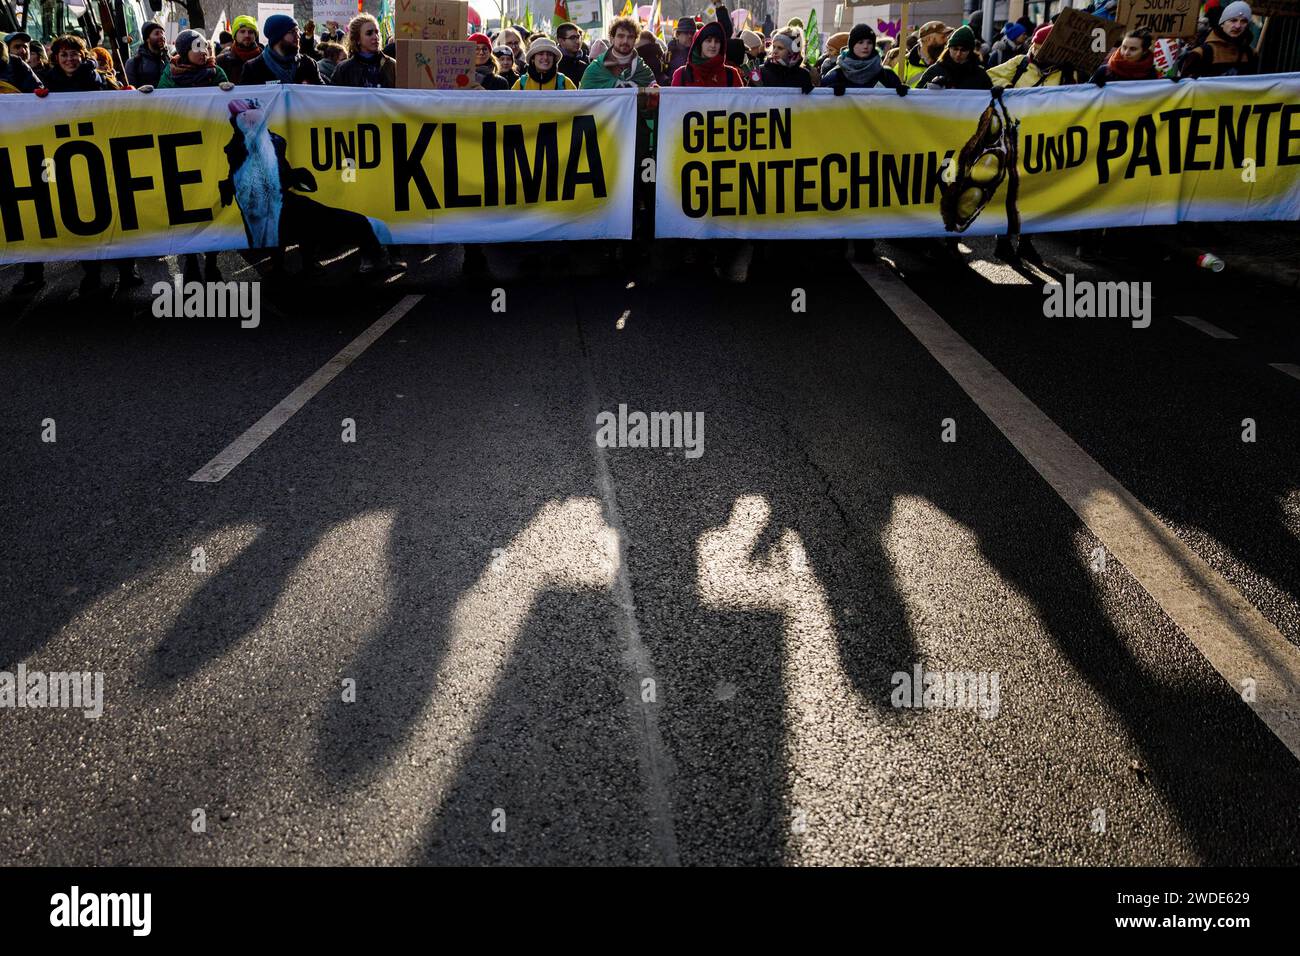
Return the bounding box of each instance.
[0,0,1272,291]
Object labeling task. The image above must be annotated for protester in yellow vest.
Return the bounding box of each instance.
[895,20,949,85]
[513,36,577,89]
[987,24,1083,88]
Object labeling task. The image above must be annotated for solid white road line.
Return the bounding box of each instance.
[189,294,423,483]
[579,326,680,866]
[854,262,1300,762]
[1269,363,1300,381]
[1174,314,1238,340]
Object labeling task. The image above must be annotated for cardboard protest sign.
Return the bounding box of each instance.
[1037,8,1128,75]
[256,2,296,40]
[396,38,477,89]
[394,0,468,41]
[1249,1,1299,16]
[1117,0,1198,39]
[313,1,356,29]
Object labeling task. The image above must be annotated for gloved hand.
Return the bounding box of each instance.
[219,81,233,91]
[1092,73,1106,87]
[833,82,845,96]
[137,84,155,94]
[895,83,908,96]
[800,84,812,94]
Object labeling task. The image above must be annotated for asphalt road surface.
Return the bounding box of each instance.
[2,228,1299,866]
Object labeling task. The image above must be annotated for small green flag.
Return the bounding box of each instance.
[806,8,820,61]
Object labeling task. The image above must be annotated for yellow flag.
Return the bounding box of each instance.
[619,0,633,16]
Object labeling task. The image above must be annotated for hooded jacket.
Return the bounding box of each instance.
[558,51,589,86]
[671,22,745,86]
[1177,23,1258,78]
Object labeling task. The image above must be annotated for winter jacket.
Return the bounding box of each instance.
[670,23,745,87]
[758,58,814,92]
[0,44,42,93]
[821,55,906,91]
[916,52,993,90]
[1177,27,1258,78]
[558,52,588,87]
[580,50,656,88]
[238,48,323,85]
[216,44,263,85]
[987,54,1080,88]
[512,70,575,90]
[666,37,691,75]
[986,36,1025,68]
[41,60,106,92]
[329,52,397,88]
[474,64,511,90]
[124,45,168,87]
[158,61,231,88]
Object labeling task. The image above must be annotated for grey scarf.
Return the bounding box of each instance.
[837,48,884,86]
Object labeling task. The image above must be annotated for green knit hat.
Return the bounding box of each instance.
[948,24,976,49]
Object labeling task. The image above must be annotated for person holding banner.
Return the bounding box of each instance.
[895,21,949,86]
[469,33,511,89]
[329,14,396,88]
[555,22,589,86]
[512,36,576,89]
[1090,27,1157,84]
[216,15,263,85]
[24,36,143,297]
[986,24,1081,88]
[239,14,322,85]
[670,20,744,86]
[821,24,908,94]
[759,26,815,91]
[0,32,42,93]
[125,21,169,88]
[1177,1,1257,78]
[915,25,991,90]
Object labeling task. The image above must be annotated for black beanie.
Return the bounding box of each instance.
[141,21,163,43]
[848,23,876,50]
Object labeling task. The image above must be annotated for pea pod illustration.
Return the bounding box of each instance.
[939,87,1021,236]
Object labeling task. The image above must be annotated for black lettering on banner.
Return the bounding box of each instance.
[562,115,607,201]
[158,131,212,226]
[821,154,847,211]
[1184,108,1214,172]
[1096,119,1128,184]
[1281,104,1300,166]
[682,111,704,154]
[739,161,764,214]
[109,135,155,232]
[0,144,57,241]
[503,122,557,205]
[443,122,481,208]
[1217,104,1249,169]
[711,158,736,215]
[392,122,440,211]
[358,124,381,168]
[1126,114,1161,179]
[482,121,499,206]
[1159,107,1191,174]
[1252,103,1282,166]
[54,139,112,235]
[682,160,707,217]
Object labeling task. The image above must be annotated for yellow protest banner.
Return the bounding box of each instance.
[0,87,639,261]
[654,79,1300,239]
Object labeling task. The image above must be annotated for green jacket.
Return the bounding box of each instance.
[579,51,655,89]
[157,63,231,88]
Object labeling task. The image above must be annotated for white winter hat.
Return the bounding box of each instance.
[526,36,562,64]
[1220,1,1252,21]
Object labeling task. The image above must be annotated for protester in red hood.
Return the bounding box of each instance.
[670,21,744,86]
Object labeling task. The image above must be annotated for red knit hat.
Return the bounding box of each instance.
[468,32,491,47]
[1032,24,1052,45]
